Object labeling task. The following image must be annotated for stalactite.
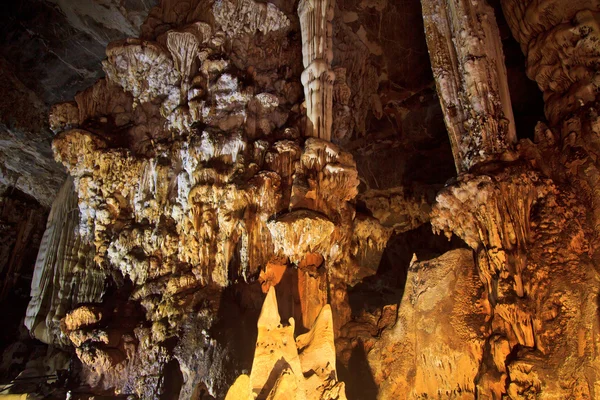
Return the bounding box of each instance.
[298,0,335,141]
[0,0,493,397]
[25,178,105,347]
[419,0,600,397]
[421,0,516,172]
[501,0,600,234]
[4,0,600,395]
[34,4,396,394]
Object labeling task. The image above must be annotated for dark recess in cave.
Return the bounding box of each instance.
[490,0,546,140]
[348,223,468,318]
[337,340,378,400]
[160,359,183,400]
[0,188,47,383]
[209,281,263,397]
[338,224,467,400]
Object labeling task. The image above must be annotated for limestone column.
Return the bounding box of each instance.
[502,0,600,232]
[426,1,600,397]
[298,0,336,141]
[421,0,516,172]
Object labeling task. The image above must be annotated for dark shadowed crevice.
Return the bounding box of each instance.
[337,340,378,400]
[209,282,263,397]
[489,0,545,140]
[348,223,468,317]
[0,188,48,383]
[160,359,183,400]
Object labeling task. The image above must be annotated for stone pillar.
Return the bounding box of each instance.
[421,0,516,172]
[502,0,600,232]
[298,0,336,141]
[426,1,600,398]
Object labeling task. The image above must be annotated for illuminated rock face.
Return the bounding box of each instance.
[10,0,600,398]
[421,0,600,397]
[25,0,391,397]
[225,287,347,400]
[368,249,486,399]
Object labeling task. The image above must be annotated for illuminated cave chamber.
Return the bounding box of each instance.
[0,0,599,399]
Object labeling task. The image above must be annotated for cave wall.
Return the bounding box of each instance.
[0,0,157,206]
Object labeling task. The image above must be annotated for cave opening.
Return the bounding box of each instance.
[348,223,468,318]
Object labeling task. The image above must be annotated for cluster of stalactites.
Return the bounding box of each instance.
[298,0,336,142]
[501,0,600,236]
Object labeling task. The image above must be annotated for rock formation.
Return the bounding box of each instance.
[8,1,391,397]
[1,0,599,398]
[0,0,158,207]
[421,0,516,172]
[25,178,105,347]
[225,287,346,399]
[419,0,600,397]
[299,0,336,141]
[368,249,486,398]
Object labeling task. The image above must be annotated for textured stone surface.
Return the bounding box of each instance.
[299,0,335,141]
[422,0,516,172]
[368,249,485,399]
[20,2,395,397]
[0,0,157,206]
[226,287,347,400]
[25,178,105,347]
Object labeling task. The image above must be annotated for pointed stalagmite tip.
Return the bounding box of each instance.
[258,286,282,329]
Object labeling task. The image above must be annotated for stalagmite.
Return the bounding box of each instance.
[487,1,600,396]
[249,287,303,396]
[226,287,347,400]
[298,0,336,141]
[368,249,486,399]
